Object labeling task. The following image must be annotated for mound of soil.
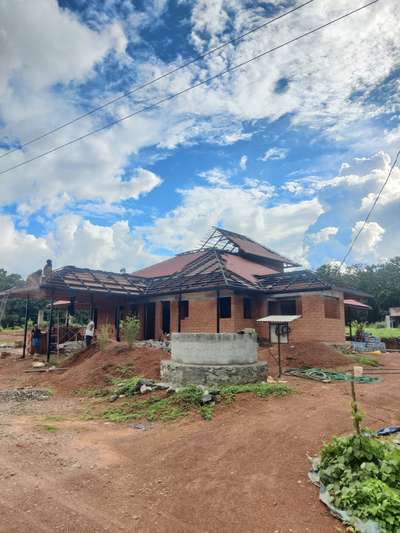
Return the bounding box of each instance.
[259,341,351,374]
[24,341,170,394]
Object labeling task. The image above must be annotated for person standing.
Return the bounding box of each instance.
[85,320,95,347]
[31,324,41,354]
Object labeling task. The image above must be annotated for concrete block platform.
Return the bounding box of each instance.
[160,360,267,386]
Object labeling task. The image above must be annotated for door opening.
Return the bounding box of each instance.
[161,301,170,334]
[144,302,156,340]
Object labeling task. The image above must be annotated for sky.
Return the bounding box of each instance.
[0,0,399,277]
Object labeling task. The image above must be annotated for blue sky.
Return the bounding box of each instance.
[0,0,399,276]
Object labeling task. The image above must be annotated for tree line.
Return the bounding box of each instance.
[316,257,400,323]
[0,269,45,328]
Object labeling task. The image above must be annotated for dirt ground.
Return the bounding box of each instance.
[0,344,399,533]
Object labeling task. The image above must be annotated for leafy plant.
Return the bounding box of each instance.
[120,315,141,348]
[320,433,400,532]
[200,404,214,420]
[173,385,203,407]
[98,324,110,351]
[113,377,140,396]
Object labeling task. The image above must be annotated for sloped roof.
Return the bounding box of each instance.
[257,270,371,298]
[257,270,331,294]
[214,227,299,266]
[344,299,371,310]
[132,251,205,278]
[145,249,260,294]
[222,253,277,282]
[40,266,148,296]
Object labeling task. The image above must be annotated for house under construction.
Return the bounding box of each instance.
[1,227,369,353]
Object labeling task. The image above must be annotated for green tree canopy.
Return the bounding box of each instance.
[316,257,400,322]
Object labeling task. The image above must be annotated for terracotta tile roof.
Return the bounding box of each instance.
[132,251,205,278]
[215,227,299,266]
[344,299,371,310]
[221,253,278,283]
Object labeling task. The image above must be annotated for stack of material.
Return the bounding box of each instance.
[352,337,386,353]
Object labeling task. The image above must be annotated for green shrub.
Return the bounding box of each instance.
[200,404,214,420]
[173,385,203,408]
[357,355,380,367]
[113,377,140,396]
[320,433,400,532]
[121,315,141,348]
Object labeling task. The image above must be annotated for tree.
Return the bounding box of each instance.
[316,257,400,322]
[0,268,47,329]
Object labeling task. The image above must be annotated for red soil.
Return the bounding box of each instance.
[0,341,169,394]
[259,341,351,375]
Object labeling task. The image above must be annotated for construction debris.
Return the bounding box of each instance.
[0,389,51,402]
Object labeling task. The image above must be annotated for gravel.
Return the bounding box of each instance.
[0,389,51,402]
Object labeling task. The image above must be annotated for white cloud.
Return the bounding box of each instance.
[0,0,127,94]
[239,155,248,170]
[0,215,51,275]
[351,221,385,260]
[199,168,230,187]
[281,180,305,195]
[144,184,323,265]
[260,147,288,162]
[50,215,158,272]
[309,226,338,244]
[0,214,158,277]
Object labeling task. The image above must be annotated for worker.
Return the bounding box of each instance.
[31,324,41,354]
[85,320,95,347]
[42,259,52,279]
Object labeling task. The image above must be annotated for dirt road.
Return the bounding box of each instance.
[0,353,399,533]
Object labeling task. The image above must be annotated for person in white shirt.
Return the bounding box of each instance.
[85,320,95,347]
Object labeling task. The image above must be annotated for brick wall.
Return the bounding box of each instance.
[288,292,345,343]
[178,291,219,333]
[93,291,345,343]
[168,292,264,334]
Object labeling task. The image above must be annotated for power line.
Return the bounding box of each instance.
[338,148,400,270]
[0,0,316,160]
[0,0,379,177]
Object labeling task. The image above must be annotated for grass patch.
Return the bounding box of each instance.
[319,433,400,532]
[73,387,110,398]
[111,376,141,396]
[103,396,187,423]
[221,382,292,403]
[41,424,59,433]
[113,364,135,378]
[357,355,381,367]
[199,404,215,420]
[101,383,292,424]
[365,326,400,339]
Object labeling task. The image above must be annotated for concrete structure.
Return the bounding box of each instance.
[170,332,257,364]
[385,307,400,328]
[160,332,267,386]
